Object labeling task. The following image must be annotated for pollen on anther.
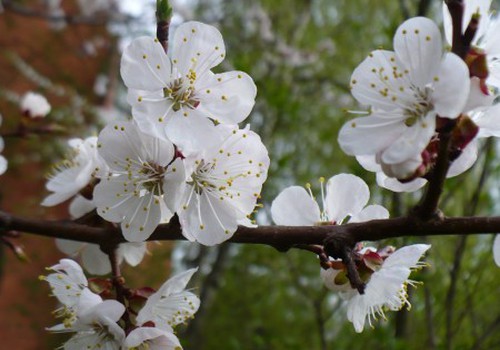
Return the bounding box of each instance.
[142,54,147,59]
[157,64,161,69]
[183,112,188,117]
[183,37,187,42]
[414,29,419,34]
[139,226,144,231]
[351,122,357,128]
[199,224,205,230]
[138,96,143,102]
[158,117,164,122]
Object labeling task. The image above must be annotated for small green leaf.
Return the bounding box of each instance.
[156,0,172,22]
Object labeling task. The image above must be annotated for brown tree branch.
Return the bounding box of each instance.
[1,210,499,249]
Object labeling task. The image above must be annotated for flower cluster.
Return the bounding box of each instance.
[271,174,429,332]
[321,244,430,332]
[339,10,500,192]
[42,21,269,247]
[40,259,199,349]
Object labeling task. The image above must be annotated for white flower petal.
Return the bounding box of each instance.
[121,193,162,242]
[383,244,431,268]
[376,172,427,193]
[325,174,370,223]
[69,195,96,219]
[474,104,500,137]
[94,175,137,223]
[98,120,173,171]
[463,77,495,113]
[394,17,442,88]
[338,113,407,157]
[320,267,352,292]
[55,239,84,256]
[350,50,408,110]
[432,53,470,118]
[81,245,112,275]
[487,59,500,90]
[78,300,125,324]
[197,71,256,124]
[179,192,238,246]
[349,204,389,223]
[493,234,500,267]
[356,155,382,173]
[162,158,187,214]
[124,327,182,350]
[381,115,435,164]
[165,108,226,154]
[270,186,320,225]
[380,153,423,179]
[447,140,478,177]
[120,243,147,267]
[120,36,171,91]
[172,21,225,76]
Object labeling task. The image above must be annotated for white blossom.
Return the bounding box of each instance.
[136,268,200,331]
[332,244,430,333]
[42,137,106,207]
[41,259,103,329]
[54,299,126,350]
[20,91,51,118]
[42,259,89,309]
[271,173,389,226]
[338,17,470,173]
[94,120,185,242]
[120,21,257,153]
[178,127,269,246]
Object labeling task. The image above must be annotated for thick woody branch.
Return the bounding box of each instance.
[0,210,498,250]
